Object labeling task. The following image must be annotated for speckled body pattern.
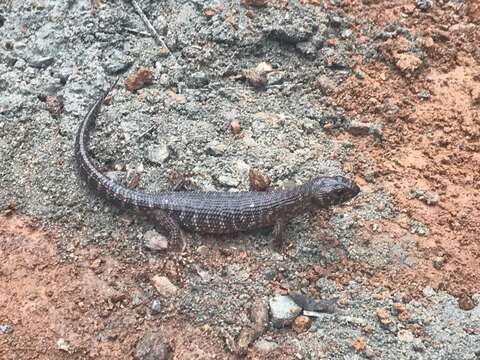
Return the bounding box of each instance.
[75,80,360,248]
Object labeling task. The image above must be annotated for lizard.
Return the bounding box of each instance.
[75,79,360,250]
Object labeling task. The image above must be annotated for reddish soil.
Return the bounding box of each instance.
[0,215,228,359]
[333,0,480,302]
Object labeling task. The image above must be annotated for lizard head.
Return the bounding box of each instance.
[309,176,360,207]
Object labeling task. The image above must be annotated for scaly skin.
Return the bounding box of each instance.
[75,79,360,249]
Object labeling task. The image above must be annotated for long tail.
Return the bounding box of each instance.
[74,78,150,208]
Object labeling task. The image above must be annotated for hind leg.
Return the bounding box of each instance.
[272,218,287,249]
[148,209,186,252]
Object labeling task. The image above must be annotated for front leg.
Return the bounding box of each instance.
[272,218,288,249]
[148,209,186,252]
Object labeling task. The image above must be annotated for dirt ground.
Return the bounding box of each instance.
[1,0,479,359]
[335,0,480,303]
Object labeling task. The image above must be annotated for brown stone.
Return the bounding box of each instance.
[45,96,62,117]
[204,8,216,17]
[125,67,153,92]
[292,315,311,333]
[471,87,480,105]
[230,120,241,134]
[395,53,422,74]
[458,295,476,311]
[352,336,366,352]
[250,300,269,338]
[236,327,256,355]
[375,307,391,325]
[151,276,178,298]
[249,168,271,191]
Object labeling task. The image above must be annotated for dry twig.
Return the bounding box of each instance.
[127,0,177,66]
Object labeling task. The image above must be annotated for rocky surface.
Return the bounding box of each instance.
[0,0,479,359]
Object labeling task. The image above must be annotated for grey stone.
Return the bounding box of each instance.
[206,142,226,157]
[347,120,383,138]
[217,174,239,187]
[57,338,70,352]
[253,339,279,353]
[104,50,133,75]
[268,23,315,44]
[416,0,433,10]
[150,299,162,314]
[407,189,439,206]
[412,339,426,352]
[263,269,277,281]
[418,89,431,100]
[296,41,317,58]
[433,256,445,270]
[269,295,302,327]
[0,324,13,334]
[146,144,169,164]
[423,286,436,298]
[28,56,54,68]
[410,220,429,236]
[188,71,209,88]
[134,332,171,360]
[144,230,169,251]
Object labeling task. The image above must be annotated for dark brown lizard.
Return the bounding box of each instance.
[75,79,360,250]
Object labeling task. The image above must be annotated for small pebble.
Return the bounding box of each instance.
[151,276,178,298]
[242,68,267,88]
[422,286,436,298]
[125,67,153,91]
[236,327,256,355]
[218,174,239,187]
[255,62,273,73]
[57,338,70,352]
[230,120,241,134]
[206,142,226,157]
[146,143,169,164]
[347,120,383,138]
[375,307,391,325]
[471,87,480,106]
[189,71,209,88]
[45,95,62,117]
[150,299,162,314]
[249,168,270,191]
[411,339,426,352]
[196,245,210,257]
[250,300,269,338]
[134,332,171,360]
[398,329,414,342]
[269,295,302,328]
[144,230,169,251]
[416,0,433,10]
[253,339,278,353]
[395,53,422,74]
[292,315,311,333]
[433,256,445,270]
[352,336,366,352]
[458,295,476,311]
[0,324,13,334]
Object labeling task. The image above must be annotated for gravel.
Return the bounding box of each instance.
[0,0,477,358]
[134,332,171,360]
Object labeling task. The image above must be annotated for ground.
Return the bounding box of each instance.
[0,0,479,359]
